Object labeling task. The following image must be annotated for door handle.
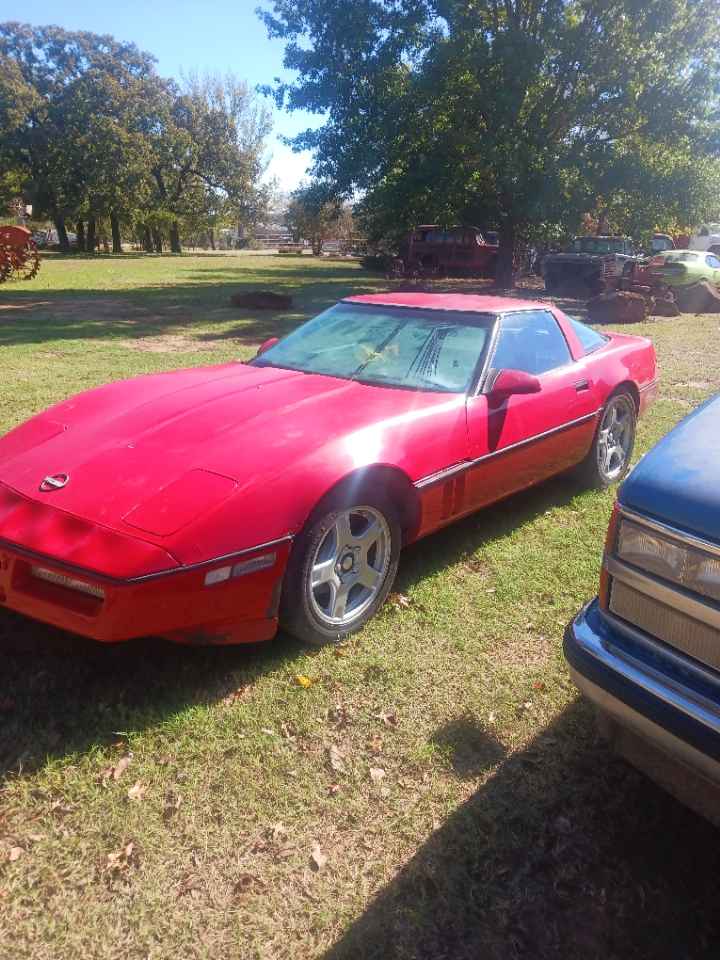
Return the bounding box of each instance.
[574,378,591,392]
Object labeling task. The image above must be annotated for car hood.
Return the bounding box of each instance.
[619,395,720,544]
[0,362,456,557]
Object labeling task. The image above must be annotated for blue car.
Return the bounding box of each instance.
[565,395,720,824]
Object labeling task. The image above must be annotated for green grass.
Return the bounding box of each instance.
[1,253,720,960]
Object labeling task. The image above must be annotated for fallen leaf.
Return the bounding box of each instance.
[270,822,287,843]
[327,784,341,796]
[310,842,327,872]
[127,781,147,802]
[389,592,412,609]
[177,873,202,898]
[8,846,23,862]
[375,711,398,728]
[105,841,136,874]
[294,674,314,688]
[102,755,131,783]
[328,744,347,775]
[369,767,386,783]
[162,793,182,819]
[233,873,263,897]
[369,734,384,753]
[532,681,546,692]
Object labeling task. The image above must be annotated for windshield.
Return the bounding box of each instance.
[251,302,494,393]
[570,237,626,254]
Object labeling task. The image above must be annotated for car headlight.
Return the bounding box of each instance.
[617,519,720,603]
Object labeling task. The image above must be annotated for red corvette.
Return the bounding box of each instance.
[0,294,657,646]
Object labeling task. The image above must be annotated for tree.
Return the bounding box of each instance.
[260,0,720,285]
[0,23,160,250]
[146,74,271,252]
[285,180,345,253]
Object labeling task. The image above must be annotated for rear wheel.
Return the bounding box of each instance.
[280,491,401,645]
[578,391,636,488]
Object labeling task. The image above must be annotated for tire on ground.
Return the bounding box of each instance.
[280,485,402,646]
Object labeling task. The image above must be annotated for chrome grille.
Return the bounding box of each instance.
[610,579,720,673]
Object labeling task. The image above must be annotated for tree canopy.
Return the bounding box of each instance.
[0,22,271,252]
[260,0,720,282]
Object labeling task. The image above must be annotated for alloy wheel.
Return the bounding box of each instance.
[597,395,635,482]
[307,506,391,627]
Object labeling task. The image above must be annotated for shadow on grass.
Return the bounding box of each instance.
[325,699,720,960]
[0,263,387,348]
[0,471,583,782]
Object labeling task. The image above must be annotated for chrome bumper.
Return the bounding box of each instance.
[565,600,720,819]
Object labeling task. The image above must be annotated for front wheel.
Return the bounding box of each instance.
[280,494,401,645]
[578,392,636,488]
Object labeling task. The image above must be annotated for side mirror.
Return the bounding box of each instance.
[256,337,279,357]
[490,368,542,397]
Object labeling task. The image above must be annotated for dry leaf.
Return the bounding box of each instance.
[127,781,147,802]
[310,842,327,872]
[163,793,182,819]
[233,873,263,897]
[369,767,386,783]
[389,592,412,609]
[270,822,287,843]
[294,674,314,688]
[103,755,131,783]
[177,873,202,898]
[8,846,23,862]
[369,734,384,753]
[375,711,398,728]
[328,784,341,796]
[106,841,136,874]
[328,744,347,774]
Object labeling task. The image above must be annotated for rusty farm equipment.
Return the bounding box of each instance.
[0,225,41,283]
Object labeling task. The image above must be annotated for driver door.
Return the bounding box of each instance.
[464,310,598,510]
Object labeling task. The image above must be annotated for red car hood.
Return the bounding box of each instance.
[0,362,457,566]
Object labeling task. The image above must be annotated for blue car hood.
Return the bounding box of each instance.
[619,395,720,544]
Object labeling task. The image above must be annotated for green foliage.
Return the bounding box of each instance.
[260,0,720,282]
[0,23,271,251]
[285,179,351,252]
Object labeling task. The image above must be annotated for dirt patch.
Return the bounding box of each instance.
[123,335,225,353]
[0,297,189,327]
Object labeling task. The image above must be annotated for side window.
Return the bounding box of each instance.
[568,316,608,353]
[492,310,572,375]
[706,255,720,269]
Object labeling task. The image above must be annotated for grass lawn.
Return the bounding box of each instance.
[1,252,720,960]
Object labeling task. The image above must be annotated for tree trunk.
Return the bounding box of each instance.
[169,221,182,254]
[54,215,70,253]
[142,225,153,253]
[495,221,516,289]
[86,217,97,255]
[76,220,86,253]
[312,235,323,256]
[208,227,215,251]
[152,228,163,254]
[110,213,122,254]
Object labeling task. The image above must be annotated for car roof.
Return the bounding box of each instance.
[343,292,551,314]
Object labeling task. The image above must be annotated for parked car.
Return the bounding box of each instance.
[401,226,498,277]
[645,249,720,288]
[543,236,638,295]
[0,294,656,647]
[690,223,720,256]
[565,395,720,824]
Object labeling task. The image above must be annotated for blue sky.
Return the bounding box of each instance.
[0,0,319,192]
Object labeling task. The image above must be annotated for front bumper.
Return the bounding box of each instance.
[0,538,290,645]
[565,599,720,820]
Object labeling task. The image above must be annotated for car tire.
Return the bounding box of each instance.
[280,488,402,646]
[577,390,637,489]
